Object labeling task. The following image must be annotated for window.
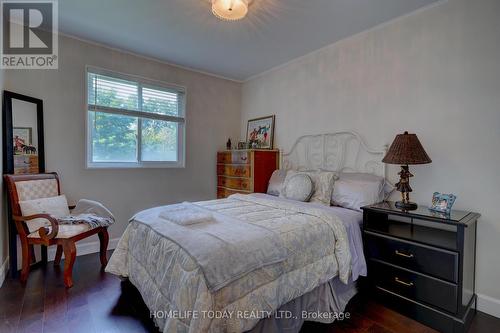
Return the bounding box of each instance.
[86,67,185,168]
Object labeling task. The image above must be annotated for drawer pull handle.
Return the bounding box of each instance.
[394,277,414,287]
[395,250,414,258]
[241,157,248,161]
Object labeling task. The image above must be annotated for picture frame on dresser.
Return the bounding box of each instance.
[13,127,33,152]
[246,115,275,149]
[362,202,480,333]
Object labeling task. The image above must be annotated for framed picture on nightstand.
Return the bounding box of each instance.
[429,192,457,214]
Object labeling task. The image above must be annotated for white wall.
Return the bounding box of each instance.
[241,0,500,315]
[2,35,241,251]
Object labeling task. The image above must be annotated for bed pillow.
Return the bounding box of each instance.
[267,169,287,196]
[331,173,385,211]
[339,172,388,200]
[280,173,314,202]
[19,195,70,233]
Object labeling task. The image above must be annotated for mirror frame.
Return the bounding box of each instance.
[2,90,45,174]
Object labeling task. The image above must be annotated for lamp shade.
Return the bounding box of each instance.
[382,131,432,165]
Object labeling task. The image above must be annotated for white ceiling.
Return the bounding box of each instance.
[59,0,439,81]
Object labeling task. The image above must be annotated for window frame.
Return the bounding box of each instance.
[85,66,186,169]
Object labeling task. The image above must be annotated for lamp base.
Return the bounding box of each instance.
[395,201,418,211]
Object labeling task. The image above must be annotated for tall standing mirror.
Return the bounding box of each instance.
[2,90,45,277]
[2,91,45,175]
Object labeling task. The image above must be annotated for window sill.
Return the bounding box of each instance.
[86,161,185,169]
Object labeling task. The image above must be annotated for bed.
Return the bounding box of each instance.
[106,131,389,333]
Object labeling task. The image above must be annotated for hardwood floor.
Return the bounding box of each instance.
[0,251,498,333]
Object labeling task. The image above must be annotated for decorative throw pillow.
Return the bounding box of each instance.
[281,170,335,205]
[19,195,70,233]
[307,170,336,206]
[267,169,287,196]
[280,173,314,202]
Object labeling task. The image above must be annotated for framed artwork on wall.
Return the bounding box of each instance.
[246,115,275,149]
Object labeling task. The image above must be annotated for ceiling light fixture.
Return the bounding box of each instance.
[212,0,249,21]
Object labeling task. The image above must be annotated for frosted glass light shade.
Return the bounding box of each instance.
[212,0,248,21]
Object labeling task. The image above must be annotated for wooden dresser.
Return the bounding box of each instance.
[14,154,39,174]
[217,149,279,199]
[362,202,480,333]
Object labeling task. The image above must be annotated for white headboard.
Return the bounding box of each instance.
[281,131,388,179]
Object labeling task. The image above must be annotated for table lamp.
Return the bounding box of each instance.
[382,131,432,210]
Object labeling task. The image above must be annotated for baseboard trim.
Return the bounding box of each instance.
[47,237,120,261]
[0,257,9,288]
[477,293,500,318]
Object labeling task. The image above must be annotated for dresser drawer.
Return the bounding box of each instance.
[217,151,251,164]
[365,232,458,283]
[217,186,250,199]
[369,260,458,314]
[217,176,252,191]
[217,164,251,177]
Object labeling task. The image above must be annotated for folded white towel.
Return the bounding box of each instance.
[159,206,213,226]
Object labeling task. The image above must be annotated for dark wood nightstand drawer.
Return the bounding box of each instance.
[365,232,459,283]
[369,260,458,314]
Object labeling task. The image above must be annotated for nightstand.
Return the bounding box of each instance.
[362,202,480,333]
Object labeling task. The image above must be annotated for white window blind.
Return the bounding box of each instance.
[86,67,186,168]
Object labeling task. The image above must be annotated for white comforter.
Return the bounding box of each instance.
[106,194,351,333]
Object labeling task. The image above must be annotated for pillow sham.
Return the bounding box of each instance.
[19,195,70,233]
[331,173,385,211]
[280,173,314,202]
[267,169,287,196]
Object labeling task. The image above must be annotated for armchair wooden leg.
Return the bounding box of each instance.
[62,241,76,288]
[41,245,48,264]
[54,245,63,266]
[20,239,31,284]
[98,228,109,269]
[29,245,36,264]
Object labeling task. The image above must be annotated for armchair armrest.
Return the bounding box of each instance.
[13,214,59,243]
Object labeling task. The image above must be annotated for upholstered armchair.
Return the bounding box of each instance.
[4,173,110,288]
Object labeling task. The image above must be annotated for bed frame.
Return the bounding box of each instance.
[280,131,389,180]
